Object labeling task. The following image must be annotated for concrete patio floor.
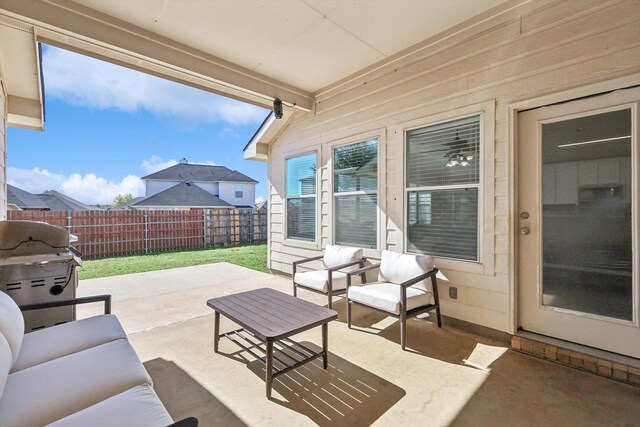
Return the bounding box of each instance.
[77,263,640,427]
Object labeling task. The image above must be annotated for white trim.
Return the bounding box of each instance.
[393,100,496,274]
[508,77,640,335]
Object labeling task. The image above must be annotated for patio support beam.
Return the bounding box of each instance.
[0,0,313,112]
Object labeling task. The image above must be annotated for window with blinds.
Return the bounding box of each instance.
[286,153,316,241]
[333,139,378,248]
[405,115,480,261]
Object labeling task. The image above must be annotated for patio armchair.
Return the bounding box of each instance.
[292,244,366,309]
[345,250,441,350]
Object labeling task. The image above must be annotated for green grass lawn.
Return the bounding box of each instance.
[78,244,268,280]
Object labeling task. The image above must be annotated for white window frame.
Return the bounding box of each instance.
[328,128,385,259]
[404,113,482,262]
[395,100,495,274]
[284,149,319,248]
[332,137,379,250]
[235,185,243,199]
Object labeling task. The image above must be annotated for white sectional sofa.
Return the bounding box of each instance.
[0,291,196,427]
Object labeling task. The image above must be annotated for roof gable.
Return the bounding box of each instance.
[36,190,100,211]
[142,163,257,183]
[133,182,233,207]
[7,184,49,209]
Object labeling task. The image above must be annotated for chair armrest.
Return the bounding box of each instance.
[167,417,199,427]
[346,263,381,277]
[327,258,367,272]
[292,255,324,266]
[398,268,439,288]
[19,295,112,315]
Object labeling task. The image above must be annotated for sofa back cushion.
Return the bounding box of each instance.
[0,291,24,365]
[323,245,363,272]
[378,250,435,292]
[0,333,12,401]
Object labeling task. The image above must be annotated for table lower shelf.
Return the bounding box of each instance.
[221,328,325,377]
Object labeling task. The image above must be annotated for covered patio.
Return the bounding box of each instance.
[77,263,640,426]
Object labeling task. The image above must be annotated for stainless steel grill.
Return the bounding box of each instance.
[0,220,82,331]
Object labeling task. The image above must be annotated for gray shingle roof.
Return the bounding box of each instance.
[142,163,257,183]
[36,190,101,211]
[7,184,49,209]
[132,182,233,208]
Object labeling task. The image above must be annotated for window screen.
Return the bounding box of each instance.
[406,115,480,260]
[333,139,378,248]
[286,153,316,241]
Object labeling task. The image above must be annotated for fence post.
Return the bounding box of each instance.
[66,211,72,234]
[143,211,149,254]
[202,209,207,248]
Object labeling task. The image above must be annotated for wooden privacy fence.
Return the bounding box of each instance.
[7,209,268,259]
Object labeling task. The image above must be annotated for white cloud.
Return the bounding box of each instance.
[43,47,268,126]
[140,155,179,175]
[255,196,266,205]
[8,167,144,205]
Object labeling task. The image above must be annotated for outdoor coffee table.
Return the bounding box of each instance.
[207,287,338,398]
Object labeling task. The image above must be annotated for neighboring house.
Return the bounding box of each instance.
[7,184,49,211]
[7,185,100,211]
[129,160,257,210]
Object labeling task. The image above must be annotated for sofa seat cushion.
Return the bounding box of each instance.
[0,291,24,365]
[0,339,152,427]
[11,314,127,373]
[0,334,12,401]
[348,282,432,315]
[295,270,361,293]
[47,384,173,427]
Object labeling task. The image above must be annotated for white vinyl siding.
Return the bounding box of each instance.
[333,139,378,248]
[267,0,640,333]
[405,115,481,261]
[286,153,316,241]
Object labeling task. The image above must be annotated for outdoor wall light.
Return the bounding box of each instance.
[273,98,283,119]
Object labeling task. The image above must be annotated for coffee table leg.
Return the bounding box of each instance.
[214,311,220,353]
[322,323,328,370]
[265,340,274,398]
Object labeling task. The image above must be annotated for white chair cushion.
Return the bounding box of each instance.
[0,291,24,365]
[47,384,173,427]
[378,250,435,293]
[0,334,12,402]
[323,244,363,272]
[295,270,361,293]
[11,314,127,373]
[0,339,152,427]
[348,282,431,315]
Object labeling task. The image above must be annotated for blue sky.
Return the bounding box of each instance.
[7,45,269,205]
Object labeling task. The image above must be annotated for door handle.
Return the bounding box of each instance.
[520,226,530,235]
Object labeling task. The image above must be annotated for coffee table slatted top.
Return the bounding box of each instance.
[207,288,337,341]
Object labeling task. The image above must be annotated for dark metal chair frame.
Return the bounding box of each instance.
[345,264,442,350]
[292,255,366,309]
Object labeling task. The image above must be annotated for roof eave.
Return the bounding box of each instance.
[244,108,297,162]
[0,23,45,131]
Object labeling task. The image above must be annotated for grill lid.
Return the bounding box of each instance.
[0,221,70,256]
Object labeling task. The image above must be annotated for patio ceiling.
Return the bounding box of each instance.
[0,0,511,112]
[74,0,508,93]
